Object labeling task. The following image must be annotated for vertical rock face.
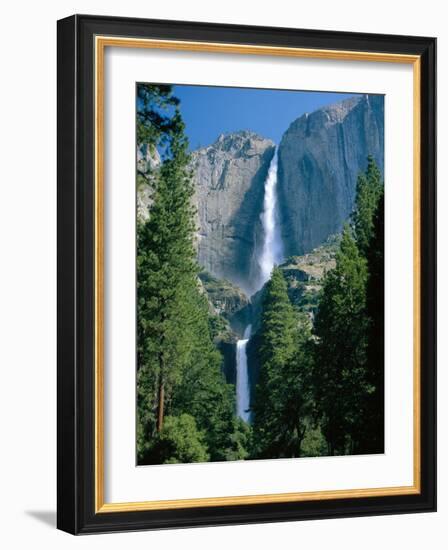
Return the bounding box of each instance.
[277,94,384,257]
[136,95,384,299]
[192,131,275,295]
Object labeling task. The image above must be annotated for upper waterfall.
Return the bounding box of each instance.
[257,148,284,289]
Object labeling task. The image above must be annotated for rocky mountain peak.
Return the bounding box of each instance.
[194,130,274,162]
[283,95,369,141]
[136,94,384,295]
[277,93,384,257]
[191,131,275,295]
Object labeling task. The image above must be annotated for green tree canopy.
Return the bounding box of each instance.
[252,268,311,458]
[352,155,384,257]
[358,190,385,453]
[137,84,182,148]
[136,84,246,465]
[151,414,210,464]
[313,227,369,455]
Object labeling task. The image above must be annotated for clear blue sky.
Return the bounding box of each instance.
[173,84,360,150]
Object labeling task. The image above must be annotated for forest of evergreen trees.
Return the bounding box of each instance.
[136,83,384,464]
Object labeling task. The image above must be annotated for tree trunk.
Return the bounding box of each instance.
[156,328,166,433]
[156,380,165,432]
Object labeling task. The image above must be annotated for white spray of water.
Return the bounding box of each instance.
[235,148,285,423]
[257,149,284,288]
[236,324,252,422]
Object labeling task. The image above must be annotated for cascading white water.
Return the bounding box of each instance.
[235,148,284,423]
[236,324,252,422]
[257,149,284,288]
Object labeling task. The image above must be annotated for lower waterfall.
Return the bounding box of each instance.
[236,324,252,423]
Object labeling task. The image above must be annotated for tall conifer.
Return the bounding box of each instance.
[252,268,310,458]
[358,191,385,453]
[352,155,383,257]
[313,227,368,454]
[136,85,243,464]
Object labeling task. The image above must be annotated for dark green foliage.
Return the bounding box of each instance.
[313,227,369,455]
[311,157,384,456]
[352,155,384,257]
[226,419,252,461]
[300,421,328,457]
[137,84,182,149]
[252,268,312,458]
[150,414,210,464]
[208,314,232,343]
[137,103,198,462]
[358,191,385,453]
[168,289,243,462]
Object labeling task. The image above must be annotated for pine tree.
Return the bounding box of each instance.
[137,84,182,148]
[352,155,383,257]
[252,268,310,458]
[313,227,369,455]
[352,157,384,453]
[312,157,384,456]
[168,287,243,461]
[136,86,246,464]
[358,191,385,453]
[137,109,198,461]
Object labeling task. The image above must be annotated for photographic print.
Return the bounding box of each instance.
[136,83,385,466]
[58,16,436,533]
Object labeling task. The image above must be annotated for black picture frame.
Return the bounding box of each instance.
[57,14,436,534]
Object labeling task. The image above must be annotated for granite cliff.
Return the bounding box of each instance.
[277,94,384,257]
[191,131,275,296]
[137,94,383,301]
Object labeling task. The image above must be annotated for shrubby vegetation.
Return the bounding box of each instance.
[136,83,384,463]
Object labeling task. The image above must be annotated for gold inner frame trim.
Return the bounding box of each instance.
[94,35,422,513]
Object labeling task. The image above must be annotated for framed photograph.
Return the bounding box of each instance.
[57,14,436,534]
